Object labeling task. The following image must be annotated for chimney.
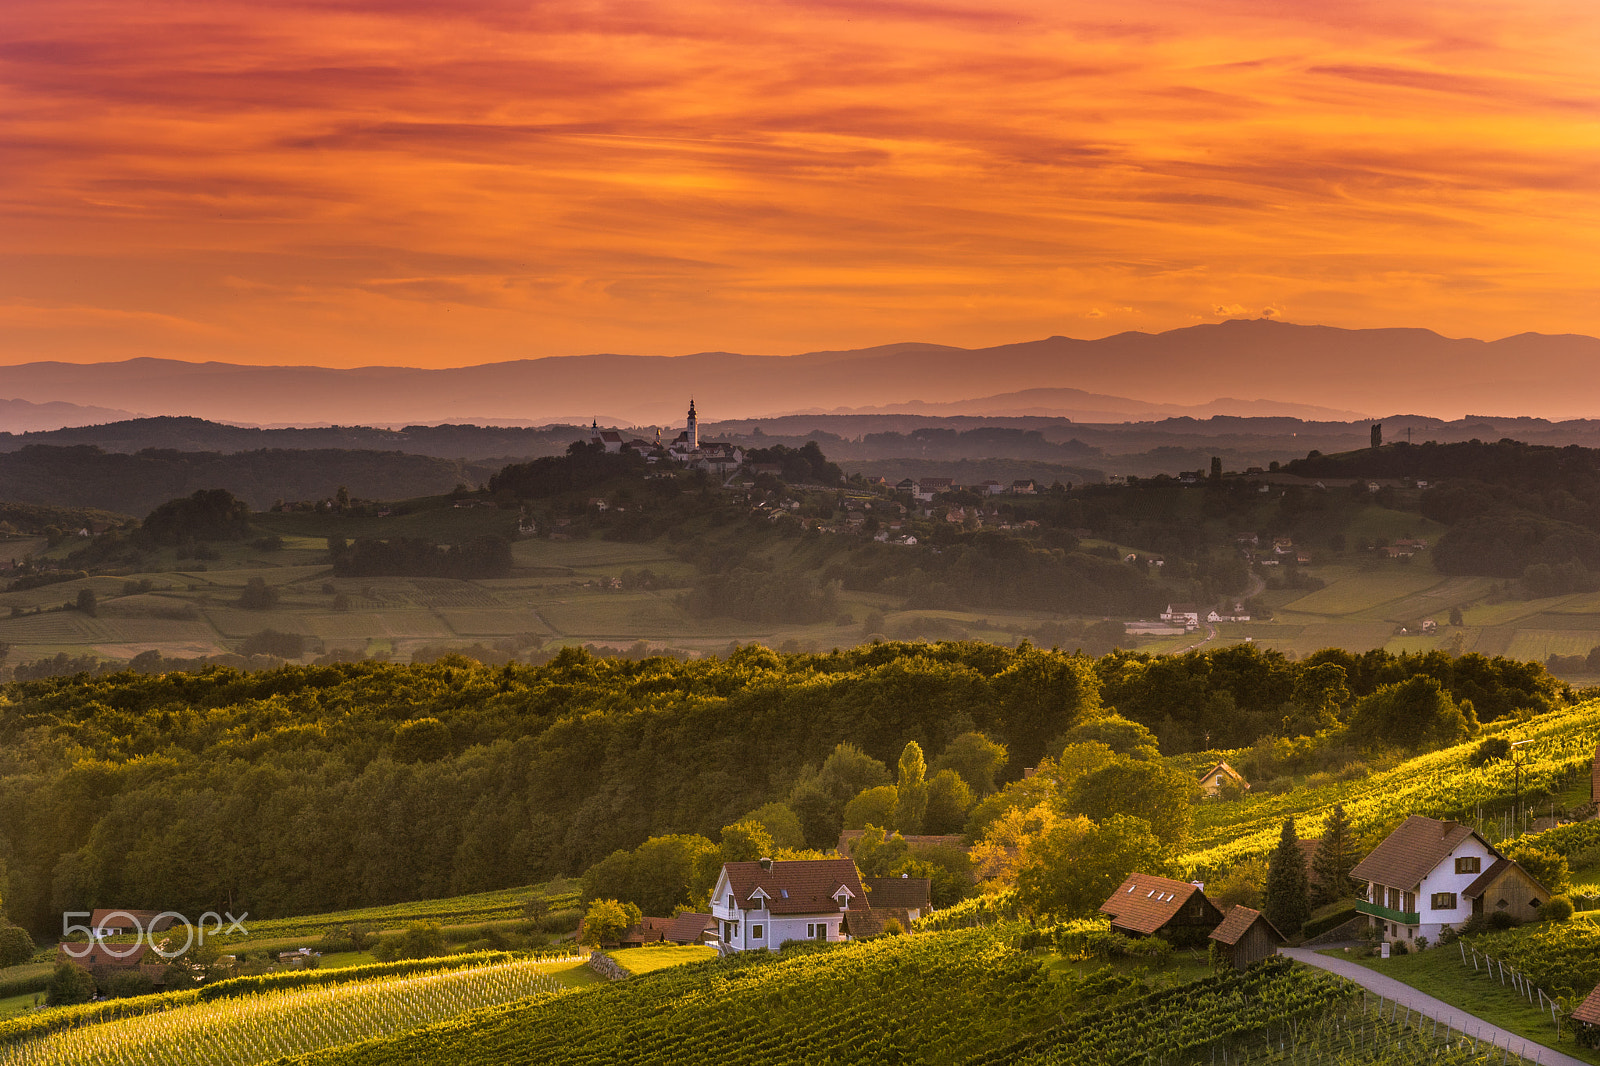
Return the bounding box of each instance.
[758,856,772,870]
[1440,820,1456,837]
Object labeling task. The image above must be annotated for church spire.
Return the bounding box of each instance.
[685,397,698,450]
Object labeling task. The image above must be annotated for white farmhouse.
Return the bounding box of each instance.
[709,857,869,953]
[1350,815,1551,945]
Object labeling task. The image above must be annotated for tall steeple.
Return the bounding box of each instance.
[686,398,698,450]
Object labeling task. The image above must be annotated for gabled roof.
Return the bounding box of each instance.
[1573,985,1600,1026]
[845,907,914,938]
[1198,761,1248,785]
[722,858,868,914]
[1209,905,1285,947]
[666,912,715,944]
[864,876,932,911]
[1099,873,1205,935]
[1461,858,1552,901]
[1349,816,1492,891]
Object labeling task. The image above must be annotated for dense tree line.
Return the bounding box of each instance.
[0,445,494,514]
[1289,440,1600,578]
[0,641,1566,934]
[487,441,648,499]
[740,441,843,485]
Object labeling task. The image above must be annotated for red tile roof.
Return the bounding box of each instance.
[723,858,868,915]
[1349,816,1491,891]
[1574,985,1600,1026]
[666,912,715,944]
[863,876,932,911]
[1099,873,1207,935]
[1209,905,1285,947]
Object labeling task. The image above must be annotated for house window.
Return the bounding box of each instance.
[1431,893,1457,910]
[726,894,734,910]
[1455,857,1481,874]
[751,924,764,940]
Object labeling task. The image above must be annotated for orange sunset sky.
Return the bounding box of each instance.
[2,0,1598,369]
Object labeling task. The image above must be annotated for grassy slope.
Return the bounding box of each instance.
[609,944,717,975]
[1180,699,1600,872]
[1328,943,1600,1066]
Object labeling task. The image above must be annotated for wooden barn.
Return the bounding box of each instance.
[1099,873,1223,947]
[1208,905,1285,970]
[1573,984,1600,1049]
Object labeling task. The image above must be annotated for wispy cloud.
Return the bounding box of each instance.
[0,0,1596,366]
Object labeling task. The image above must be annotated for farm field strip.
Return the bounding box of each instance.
[0,958,569,1066]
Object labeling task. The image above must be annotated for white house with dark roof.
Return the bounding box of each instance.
[709,857,869,953]
[1350,815,1551,944]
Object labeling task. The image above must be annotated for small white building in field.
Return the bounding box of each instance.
[709,857,869,953]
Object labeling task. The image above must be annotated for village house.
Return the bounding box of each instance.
[1208,905,1285,970]
[1099,873,1223,945]
[1010,480,1036,495]
[709,857,869,953]
[89,909,179,939]
[914,477,955,502]
[1160,604,1201,630]
[862,875,933,924]
[1196,761,1249,797]
[1349,815,1551,944]
[1207,608,1252,624]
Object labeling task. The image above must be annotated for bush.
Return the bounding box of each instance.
[1300,906,1358,941]
[0,923,34,967]
[105,969,154,998]
[45,962,97,1006]
[1487,911,1521,931]
[370,921,446,962]
[1540,895,1574,922]
[1390,939,1409,955]
[1413,935,1429,951]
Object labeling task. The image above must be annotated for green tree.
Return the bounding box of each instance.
[75,589,97,617]
[1285,662,1349,736]
[392,718,452,764]
[933,732,1008,797]
[0,923,33,967]
[46,961,97,1006]
[1059,714,1160,760]
[581,834,718,916]
[738,803,806,850]
[1063,757,1197,846]
[1347,676,1477,750]
[1014,814,1171,918]
[787,781,840,850]
[372,921,446,962]
[579,899,642,946]
[1309,804,1359,907]
[892,741,929,835]
[923,769,974,834]
[1263,818,1311,934]
[849,825,911,878]
[843,785,898,831]
[237,576,279,610]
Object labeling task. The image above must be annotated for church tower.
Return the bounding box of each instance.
[686,399,698,450]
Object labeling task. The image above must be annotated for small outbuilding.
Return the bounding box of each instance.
[1208,905,1285,970]
[1197,761,1249,797]
[1573,984,1600,1048]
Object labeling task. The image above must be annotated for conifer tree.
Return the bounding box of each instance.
[1309,804,1358,907]
[1263,817,1310,934]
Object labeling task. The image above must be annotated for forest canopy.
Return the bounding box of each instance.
[0,641,1562,934]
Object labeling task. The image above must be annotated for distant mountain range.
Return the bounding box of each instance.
[0,398,142,433]
[2,319,1598,428]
